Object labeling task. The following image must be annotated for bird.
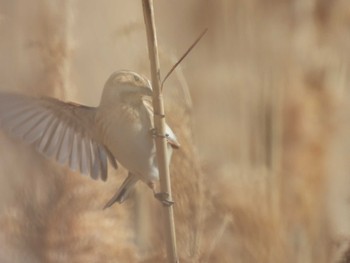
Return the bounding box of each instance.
[0,70,180,208]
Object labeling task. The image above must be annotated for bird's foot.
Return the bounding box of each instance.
[148,181,174,207]
[154,192,174,207]
[150,128,169,139]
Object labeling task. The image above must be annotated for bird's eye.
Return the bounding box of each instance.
[134,75,140,82]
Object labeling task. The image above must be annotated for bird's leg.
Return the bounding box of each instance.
[147,181,174,207]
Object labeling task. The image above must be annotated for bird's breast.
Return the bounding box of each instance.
[95,103,146,146]
[95,103,157,180]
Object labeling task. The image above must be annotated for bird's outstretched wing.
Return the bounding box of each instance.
[0,92,117,181]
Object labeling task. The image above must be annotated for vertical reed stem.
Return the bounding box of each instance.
[142,1,179,262]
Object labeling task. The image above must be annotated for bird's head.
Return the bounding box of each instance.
[100,70,152,106]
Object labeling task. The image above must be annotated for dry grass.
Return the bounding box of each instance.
[0,0,350,262]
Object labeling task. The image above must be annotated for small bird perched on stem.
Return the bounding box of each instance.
[0,70,180,208]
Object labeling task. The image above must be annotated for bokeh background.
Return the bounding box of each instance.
[0,0,350,262]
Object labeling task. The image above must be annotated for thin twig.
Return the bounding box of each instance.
[170,54,193,109]
[142,1,179,263]
[161,28,208,90]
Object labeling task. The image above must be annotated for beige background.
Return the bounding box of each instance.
[0,0,350,262]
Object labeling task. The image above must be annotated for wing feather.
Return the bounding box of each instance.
[36,117,59,153]
[0,92,117,180]
[91,141,101,180]
[10,108,46,137]
[69,131,81,172]
[57,125,74,165]
[23,113,53,143]
[98,145,108,181]
[45,120,66,157]
[80,138,90,175]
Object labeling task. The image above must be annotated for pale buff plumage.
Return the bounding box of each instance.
[0,70,179,207]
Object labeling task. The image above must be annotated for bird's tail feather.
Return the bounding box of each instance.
[103,172,139,209]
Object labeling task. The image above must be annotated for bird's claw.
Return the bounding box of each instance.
[150,128,169,139]
[154,192,174,207]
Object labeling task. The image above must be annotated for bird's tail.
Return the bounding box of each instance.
[103,172,139,209]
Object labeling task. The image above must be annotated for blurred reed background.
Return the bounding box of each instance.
[0,0,350,262]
